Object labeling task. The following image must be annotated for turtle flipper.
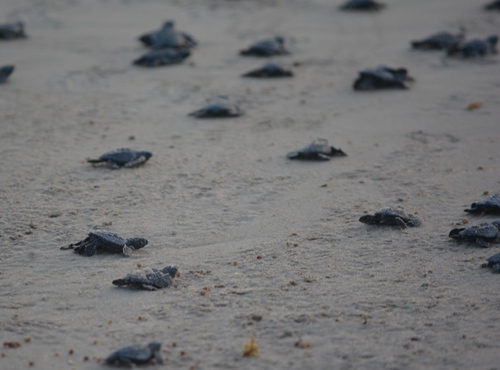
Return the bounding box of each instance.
[407,215,421,227]
[475,238,490,248]
[492,264,500,272]
[106,160,121,169]
[394,217,408,229]
[112,279,127,286]
[124,155,148,168]
[141,284,159,291]
[82,240,99,256]
[122,245,135,257]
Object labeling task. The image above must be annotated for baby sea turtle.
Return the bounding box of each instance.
[485,0,500,10]
[353,66,414,91]
[106,342,163,367]
[449,221,500,248]
[481,252,500,272]
[286,139,347,161]
[0,65,14,84]
[411,31,465,50]
[188,96,243,118]
[113,266,178,290]
[61,232,148,257]
[133,49,190,67]
[242,62,293,78]
[138,21,196,49]
[87,148,152,169]
[447,35,498,57]
[465,193,500,215]
[340,0,386,11]
[240,36,290,57]
[359,208,421,228]
[0,21,26,40]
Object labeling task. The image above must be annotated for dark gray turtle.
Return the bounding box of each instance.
[188,96,243,118]
[481,252,500,272]
[449,221,500,248]
[353,66,415,91]
[0,21,26,40]
[106,342,163,367]
[340,0,385,11]
[133,49,190,67]
[359,208,421,228]
[287,139,347,161]
[240,36,290,57]
[485,0,500,10]
[465,193,500,215]
[138,21,196,49]
[61,232,148,257]
[87,148,152,169]
[411,31,465,50]
[447,35,498,57]
[113,266,178,290]
[0,65,14,84]
[242,62,293,78]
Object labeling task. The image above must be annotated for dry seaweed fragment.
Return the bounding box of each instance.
[242,337,259,357]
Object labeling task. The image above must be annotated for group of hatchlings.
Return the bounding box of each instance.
[2,0,500,366]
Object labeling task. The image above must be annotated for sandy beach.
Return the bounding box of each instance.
[1,0,499,369]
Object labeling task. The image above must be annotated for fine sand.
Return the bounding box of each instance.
[1,0,499,369]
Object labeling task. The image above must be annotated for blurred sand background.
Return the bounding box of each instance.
[1,0,499,369]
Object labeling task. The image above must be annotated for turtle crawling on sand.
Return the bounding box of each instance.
[411,31,465,50]
[113,266,178,290]
[447,35,498,57]
[0,21,26,40]
[482,252,500,272]
[353,66,414,91]
[61,232,148,257]
[133,48,190,67]
[87,148,152,169]
[287,139,347,161]
[138,21,196,49]
[242,62,293,78]
[106,342,163,366]
[0,65,14,84]
[449,221,500,248]
[340,0,385,11]
[464,193,500,215]
[240,36,290,57]
[188,96,243,118]
[359,208,421,228]
[485,0,500,10]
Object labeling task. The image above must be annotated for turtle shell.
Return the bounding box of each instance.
[359,208,421,227]
[286,139,347,161]
[411,31,464,50]
[0,65,14,84]
[133,49,190,67]
[91,149,152,166]
[139,21,196,49]
[90,232,126,253]
[188,97,242,118]
[452,223,499,240]
[112,266,178,290]
[240,37,289,57]
[106,342,162,366]
[0,21,26,40]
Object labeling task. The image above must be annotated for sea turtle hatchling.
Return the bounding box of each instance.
[353,66,415,91]
[133,49,190,67]
[240,36,290,57]
[464,193,500,215]
[485,0,500,10]
[61,232,148,257]
[87,148,152,169]
[0,21,26,40]
[188,96,243,118]
[411,31,465,50]
[0,65,14,84]
[138,21,196,49]
[113,266,178,290]
[286,139,347,161]
[359,208,421,228]
[449,221,500,248]
[340,0,386,11]
[106,342,163,367]
[481,252,500,272]
[242,62,293,78]
[447,35,498,57]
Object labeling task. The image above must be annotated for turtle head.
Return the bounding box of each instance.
[359,215,375,224]
[162,21,174,29]
[125,238,148,250]
[140,151,153,161]
[161,266,178,278]
[148,342,162,352]
[449,228,465,239]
